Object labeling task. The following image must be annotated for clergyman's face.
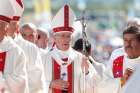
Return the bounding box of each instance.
[53,32,72,51]
[36,30,49,49]
[123,33,140,58]
[21,26,37,43]
[7,21,19,37]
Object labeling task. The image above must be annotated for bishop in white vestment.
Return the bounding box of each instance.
[0,0,26,93]
[7,0,46,93]
[99,25,140,93]
[0,36,26,93]
[43,4,99,93]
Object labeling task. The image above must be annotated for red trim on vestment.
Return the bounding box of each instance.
[53,59,61,93]
[52,58,73,93]
[16,0,23,8]
[53,27,74,33]
[68,62,73,93]
[113,56,124,78]
[12,16,20,21]
[53,5,74,33]
[0,52,6,73]
[64,5,69,27]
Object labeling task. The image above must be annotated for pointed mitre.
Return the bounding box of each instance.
[52,4,76,34]
[12,0,24,21]
[0,0,15,23]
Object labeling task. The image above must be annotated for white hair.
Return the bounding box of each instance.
[20,23,37,32]
[37,27,50,38]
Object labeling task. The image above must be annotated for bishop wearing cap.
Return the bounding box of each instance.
[43,4,100,93]
[0,0,26,93]
[6,0,46,93]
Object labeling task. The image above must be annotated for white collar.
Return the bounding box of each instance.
[51,47,76,67]
[14,34,24,42]
[0,36,14,52]
[124,54,140,70]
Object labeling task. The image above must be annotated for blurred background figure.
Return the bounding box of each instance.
[6,0,46,93]
[101,36,123,65]
[73,38,91,56]
[73,38,106,78]
[36,27,49,50]
[36,27,50,69]
[20,23,38,44]
[127,17,140,27]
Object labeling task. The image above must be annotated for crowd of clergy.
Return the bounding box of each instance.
[0,0,140,93]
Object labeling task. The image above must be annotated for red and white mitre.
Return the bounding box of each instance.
[11,0,24,21]
[52,4,76,34]
[0,0,15,23]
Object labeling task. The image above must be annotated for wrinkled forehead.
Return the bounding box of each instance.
[123,33,138,41]
[23,27,34,33]
[53,31,72,36]
[0,20,8,29]
[22,26,37,34]
[21,23,36,32]
[10,21,19,25]
[0,20,8,24]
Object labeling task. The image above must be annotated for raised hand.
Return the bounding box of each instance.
[81,55,89,74]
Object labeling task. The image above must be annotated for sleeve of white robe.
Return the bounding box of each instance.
[79,54,102,93]
[26,46,44,93]
[95,48,123,93]
[6,50,26,93]
[1,48,26,93]
[43,52,52,93]
[39,50,49,93]
[89,56,106,86]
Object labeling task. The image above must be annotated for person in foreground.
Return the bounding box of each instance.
[0,0,26,93]
[43,4,100,93]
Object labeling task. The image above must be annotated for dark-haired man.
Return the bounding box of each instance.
[103,23,140,93]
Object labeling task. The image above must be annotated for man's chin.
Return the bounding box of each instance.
[62,46,69,51]
[126,52,134,58]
